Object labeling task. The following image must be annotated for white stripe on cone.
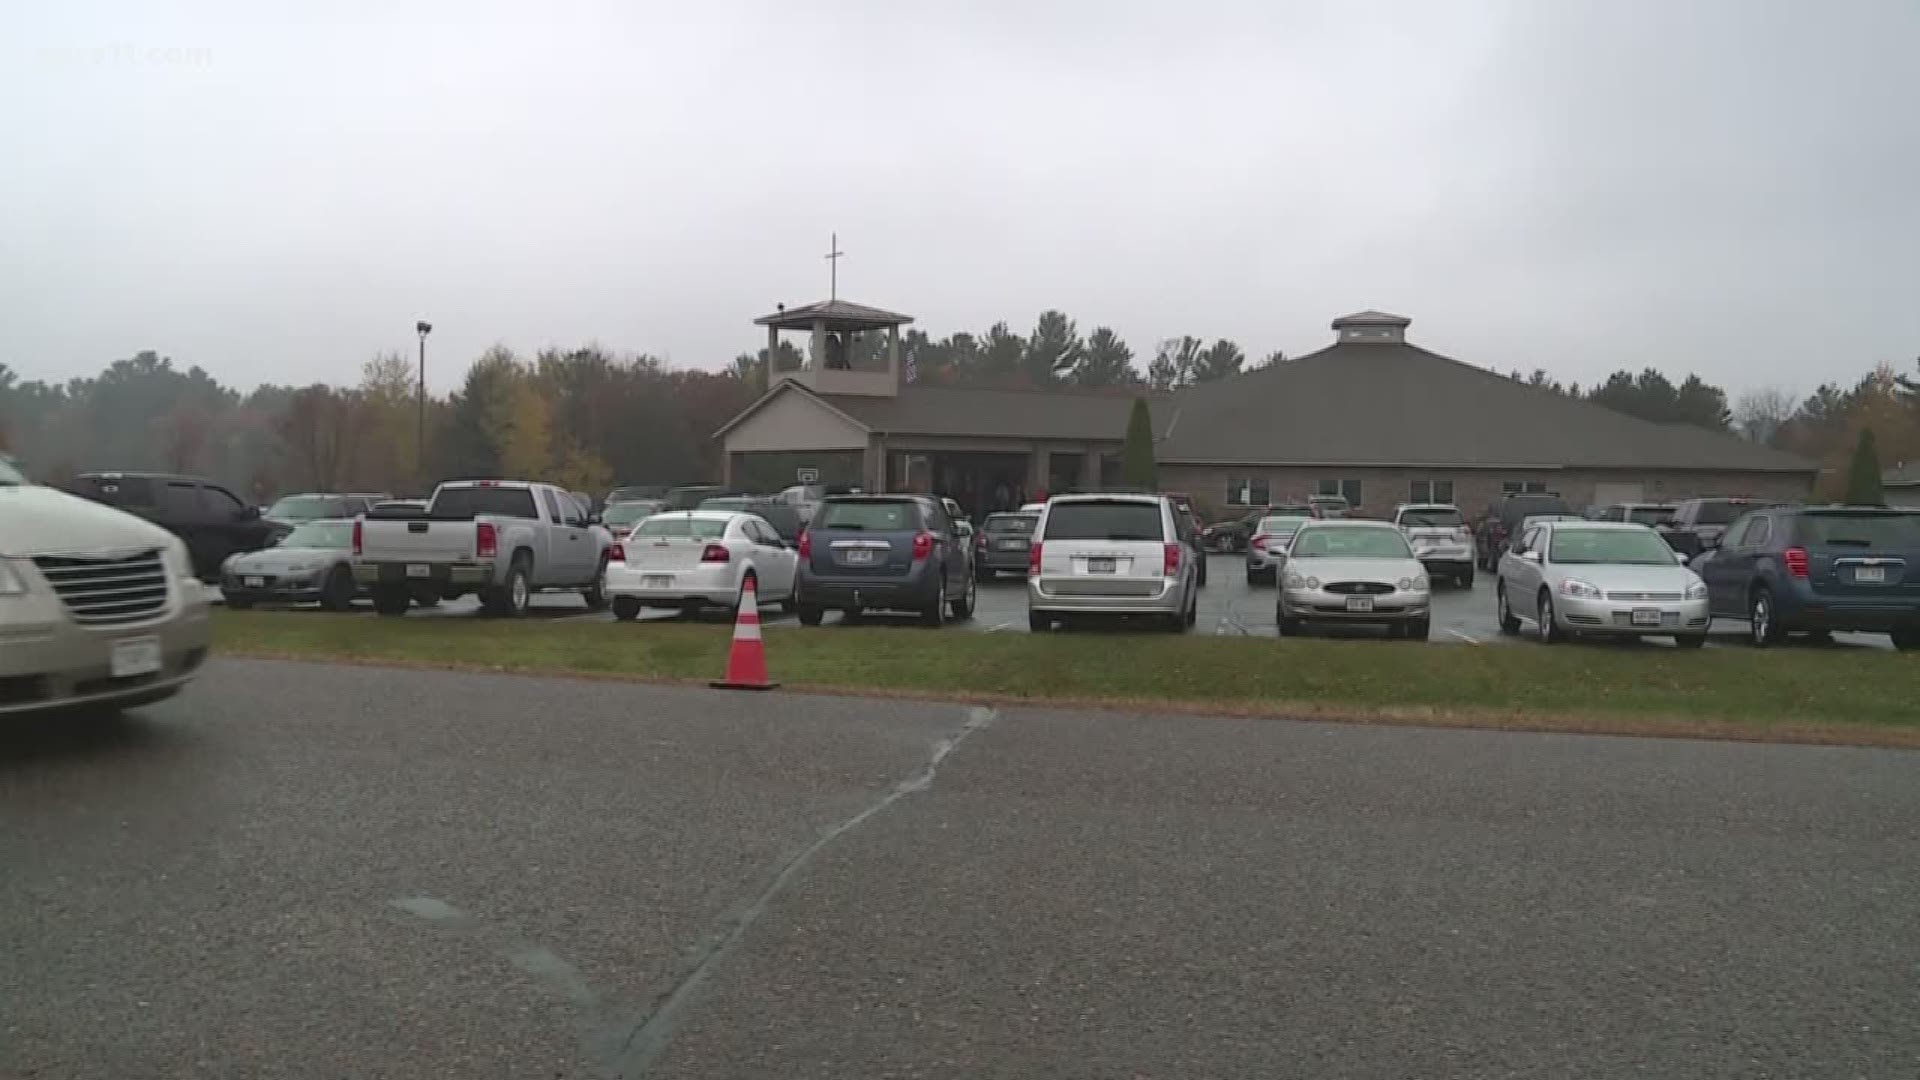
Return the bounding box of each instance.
[733,580,762,640]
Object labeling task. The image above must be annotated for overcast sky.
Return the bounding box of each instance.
[5,0,1918,398]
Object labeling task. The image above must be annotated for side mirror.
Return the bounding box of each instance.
[1700,533,1721,551]
[237,505,261,521]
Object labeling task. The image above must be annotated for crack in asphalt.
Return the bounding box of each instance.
[603,704,1001,1079]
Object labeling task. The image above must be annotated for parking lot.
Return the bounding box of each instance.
[210,554,1898,651]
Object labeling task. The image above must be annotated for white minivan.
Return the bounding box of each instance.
[1026,493,1199,632]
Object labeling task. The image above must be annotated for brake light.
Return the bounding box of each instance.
[701,543,730,563]
[797,530,811,558]
[351,519,362,555]
[609,542,625,562]
[911,531,933,561]
[1783,546,1809,579]
[1029,542,1043,576]
[476,521,497,558]
[1164,542,1181,577]
[1250,534,1268,551]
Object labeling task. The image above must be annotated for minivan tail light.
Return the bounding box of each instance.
[1250,535,1268,551]
[701,543,730,563]
[476,522,497,558]
[797,530,811,558]
[1029,542,1043,576]
[609,542,625,562]
[352,519,363,555]
[1783,546,1809,579]
[1163,542,1181,577]
[911,531,933,561]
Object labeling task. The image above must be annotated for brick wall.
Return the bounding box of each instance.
[1160,464,1814,520]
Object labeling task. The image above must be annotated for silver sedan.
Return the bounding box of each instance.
[1276,520,1431,639]
[1495,520,1710,647]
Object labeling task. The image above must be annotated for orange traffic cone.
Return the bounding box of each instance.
[711,575,779,691]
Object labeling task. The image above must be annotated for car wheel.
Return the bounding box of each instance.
[1458,567,1474,589]
[373,585,411,617]
[1536,590,1564,644]
[1675,633,1707,649]
[921,575,947,627]
[1184,589,1199,628]
[950,573,976,620]
[1801,629,1832,644]
[226,595,255,611]
[1748,587,1782,647]
[1406,617,1431,641]
[485,558,532,618]
[1891,629,1919,652]
[580,560,609,611]
[1195,554,1208,588]
[1028,609,1051,632]
[612,597,641,621]
[797,603,825,627]
[321,566,356,612]
[1496,584,1521,635]
[976,564,994,583]
[409,588,441,607]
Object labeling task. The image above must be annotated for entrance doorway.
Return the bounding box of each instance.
[890,451,1031,522]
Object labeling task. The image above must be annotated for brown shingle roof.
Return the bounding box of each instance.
[753,299,914,331]
[823,385,1161,441]
[1157,340,1816,472]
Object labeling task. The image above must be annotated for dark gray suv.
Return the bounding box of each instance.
[795,494,976,626]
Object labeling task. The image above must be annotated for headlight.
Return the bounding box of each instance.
[1404,575,1429,592]
[0,559,25,597]
[1559,578,1603,600]
[164,540,197,581]
[1686,579,1708,600]
[1284,572,1305,589]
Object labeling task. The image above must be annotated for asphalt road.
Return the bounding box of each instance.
[5,662,1918,1078]
[207,555,1897,650]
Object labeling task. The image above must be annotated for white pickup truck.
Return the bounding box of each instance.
[352,480,611,617]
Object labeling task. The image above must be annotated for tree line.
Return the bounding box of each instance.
[4,318,1914,504]
[733,309,1285,393]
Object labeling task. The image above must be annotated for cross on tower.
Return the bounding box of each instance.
[824,233,845,301]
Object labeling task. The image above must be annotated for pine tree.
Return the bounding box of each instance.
[1844,427,1885,505]
[1120,397,1156,490]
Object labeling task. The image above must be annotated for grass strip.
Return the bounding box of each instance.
[209,610,1920,745]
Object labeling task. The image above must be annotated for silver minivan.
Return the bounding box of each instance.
[1027,493,1199,632]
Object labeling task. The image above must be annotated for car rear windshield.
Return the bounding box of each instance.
[602,502,662,525]
[1399,508,1464,527]
[1042,501,1165,541]
[816,500,920,531]
[1628,506,1675,525]
[267,495,346,520]
[1796,512,1920,549]
[1290,527,1412,559]
[632,516,728,540]
[1503,496,1569,521]
[1691,501,1750,525]
[1257,515,1310,535]
[281,521,354,549]
[1549,528,1677,565]
[699,498,753,511]
[984,513,1037,534]
[430,485,538,519]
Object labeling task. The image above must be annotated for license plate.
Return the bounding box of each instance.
[844,549,878,565]
[1632,607,1662,626]
[405,564,431,578]
[642,575,673,589]
[1344,596,1374,612]
[110,636,162,679]
[243,576,265,589]
[1088,557,1116,574]
[1856,566,1886,583]
[996,540,1023,550]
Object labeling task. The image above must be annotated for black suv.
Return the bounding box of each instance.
[67,472,279,580]
[1475,493,1571,570]
[1696,504,1920,649]
[795,494,975,626]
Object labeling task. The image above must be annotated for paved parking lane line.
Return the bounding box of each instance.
[1446,629,1481,645]
[984,621,1014,632]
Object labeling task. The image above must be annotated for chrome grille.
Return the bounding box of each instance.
[1324,581,1395,595]
[1605,591,1683,602]
[31,549,170,625]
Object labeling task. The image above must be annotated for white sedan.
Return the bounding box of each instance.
[604,511,798,621]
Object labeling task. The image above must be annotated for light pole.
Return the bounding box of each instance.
[415,321,432,485]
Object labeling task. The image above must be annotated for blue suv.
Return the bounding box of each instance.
[1696,505,1920,650]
